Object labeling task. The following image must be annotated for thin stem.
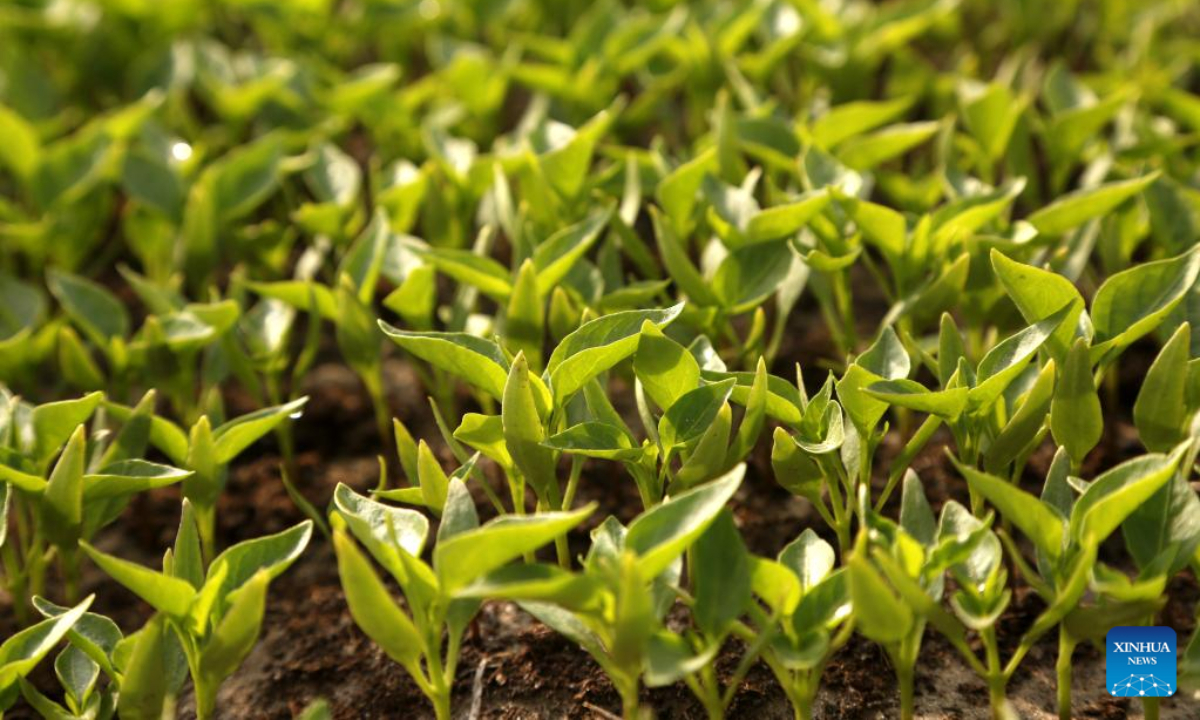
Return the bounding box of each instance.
[195,502,217,566]
[1056,628,1075,720]
[1144,697,1160,720]
[562,458,583,512]
[983,627,1007,718]
[61,548,81,604]
[2,542,29,625]
[362,368,393,454]
[897,662,915,720]
[280,466,330,539]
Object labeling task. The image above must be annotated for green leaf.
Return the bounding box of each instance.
[702,369,804,424]
[899,470,937,546]
[32,392,103,465]
[437,479,480,545]
[174,501,204,589]
[332,529,423,666]
[841,195,905,259]
[41,425,86,548]
[779,528,836,593]
[713,240,795,314]
[213,397,309,465]
[211,135,283,221]
[0,103,40,179]
[1134,323,1191,452]
[79,543,196,619]
[657,148,717,235]
[505,260,545,370]
[546,304,684,403]
[984,360,1057,474]
[865,379,967,418]
[453,414,513,469]
[197,570,268,689]
[543,422,642,461]
[857,327,910,380]
[1123,464,1200,576]
[837,121,939,170]
[205,521,313,604]
[659,379,736,453]
[1091,248,1200,357]
[114,615,170,720]
[625,464,744,579]
[634,322,701,411]
[334,483,429,560]
[968,303,1072,411]
[246,281,338,322]
[434,506,594,593]
[418,247,513,301]
[538,105,615,199]
[836,364,889,437]
[1027,173,1159,236]
[1050,339,1102,467]
[414,441,450,513]
[83,460,192,501]
[958,82,1026,160]
[847,555,912,643]
[651,208,719,306]
[990,249,1088,361]
[953,459,1064,561]
[692,510,751,637]
[533,208,613,296]
[811,97,912,148]
[744,190,831,243]
[503,352,558,499]
[0,596,92,691]
[380,324,510,401]
[1071,449,1185,549]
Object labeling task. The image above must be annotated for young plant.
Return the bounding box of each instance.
[742,527,852,720]
[48,268,243,425]
[19,596,138,720]
[0,596,93,716]
[956,444,1189,719]
[849,473,1000,720]
[545,325,771,509]
[331,481,593,720]
[381,305,684,519]
[79,502,313,719]
[249,212,398,447]
[224,286,326,536]
[0,390,190,618]
[458,466,744,719]
[105,395,308,560]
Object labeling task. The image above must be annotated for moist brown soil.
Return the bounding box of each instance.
[6,348,1200,719]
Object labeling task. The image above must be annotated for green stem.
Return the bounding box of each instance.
[2,542,29,625]
[195,503,217,566]
[562,458,583,512]
[793,675,816,720]
[280,465,330,540]
[983,627,1007,718]
[618,676,640,720]
[1144,697,1160,720]
[194,678,218,720]
[897,663,915,720]
[362,368,392,453]
[61,548,81,604]
[1056,628,1075,720]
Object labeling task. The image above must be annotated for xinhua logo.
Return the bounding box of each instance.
[1107,626,1176,697]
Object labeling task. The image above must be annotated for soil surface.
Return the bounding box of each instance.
[6,348,1200,719]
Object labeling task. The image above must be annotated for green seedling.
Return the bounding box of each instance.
[331,481,593,720]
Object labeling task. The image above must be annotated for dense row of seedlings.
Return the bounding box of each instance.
[5,0,1200,718]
